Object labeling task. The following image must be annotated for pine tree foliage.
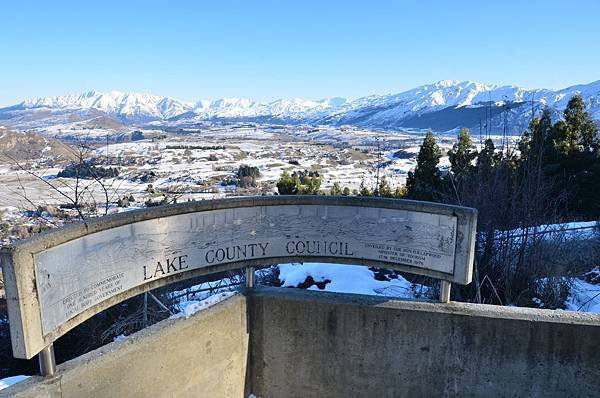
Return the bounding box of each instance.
[330,181,342,196]
[276,171,299,195]
[300,176,321,194]
[271,94,599,309]
[548,95,598,157]
[406,130,442,201]
[276,170,322,195]
[448,128,477,179]
[563,95,598,153]
[436,95,599,306]
[476,138,498,177]
[377,176,393,198]
[359,182,371,196]
[538,96,600,216]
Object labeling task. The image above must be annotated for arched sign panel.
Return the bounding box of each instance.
[0,196,476,359]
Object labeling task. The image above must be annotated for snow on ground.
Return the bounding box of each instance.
[278,263,431,299]
[565,268,600,313]
[91,132,408,197]
[489,220,599,244]
[0,375,30,391]
[540,221,598,239]
[566,279,600,313]
[0,125,438,209]
[165,262,433,322]
[170,291,237,319]
[0,206,21,222]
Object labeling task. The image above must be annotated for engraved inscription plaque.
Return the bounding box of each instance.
[34,205,458,334]
[3,197,476,358]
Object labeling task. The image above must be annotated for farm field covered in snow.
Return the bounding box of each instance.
[0,124,441,210]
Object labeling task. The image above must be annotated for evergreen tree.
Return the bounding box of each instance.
[237,164,260,178]
[535,107,553,150]
[377,176,393,197]
[520,107,552,167]
[406,130,442,201]
[547,120,573,158]
[476,138,498,177]
[393,185,406,198]
[276,171,299,195]
[563,96,599,216]
[518,129,531,161]
[548,95,598,157]
[542,96,600,217]
[330,181,342,196]
[448,128,477,179]
[564,95,598,153]
[300,176,321,194]
[358,179,371,196]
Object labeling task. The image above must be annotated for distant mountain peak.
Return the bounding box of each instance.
[3,80,599,133]
[434,79,464,88]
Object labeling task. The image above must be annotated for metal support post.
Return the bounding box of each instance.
[246,266,255,288]
[143,292,148,327]
[439,280,451,303]
[38,344,56,377]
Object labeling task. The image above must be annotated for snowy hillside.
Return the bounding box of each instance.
[1,80,599,133]
[320,80,600,133]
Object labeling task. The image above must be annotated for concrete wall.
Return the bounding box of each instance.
[249,288,600,398]
[3,288,600,397]
[0,293,248,398]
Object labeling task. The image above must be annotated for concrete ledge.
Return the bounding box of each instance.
[0,293,249,398]
[0,376,60,398]
[249,287,600,398]
[249,286,600,325]
[4,288,599,397]
[2,196,475,254]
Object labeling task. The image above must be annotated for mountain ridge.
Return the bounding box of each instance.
[2,80,599,134]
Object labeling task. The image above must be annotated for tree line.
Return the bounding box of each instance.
[403,94,599,307]
[405,94,599,221]
[275,94,600,308]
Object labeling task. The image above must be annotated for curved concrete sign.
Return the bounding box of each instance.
[0,196,476,358]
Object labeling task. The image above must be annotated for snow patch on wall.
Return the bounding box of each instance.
[170,292,237,319]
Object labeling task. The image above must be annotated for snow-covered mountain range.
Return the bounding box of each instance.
[1,80,599,134]
[19,90,194,121]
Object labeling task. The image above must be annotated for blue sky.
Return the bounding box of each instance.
[1,0,599,106]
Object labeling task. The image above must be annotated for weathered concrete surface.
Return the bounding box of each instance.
[249,287,600,398]
[0,293,248,398]
[0,377,60,398]
[4,288,599,397]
